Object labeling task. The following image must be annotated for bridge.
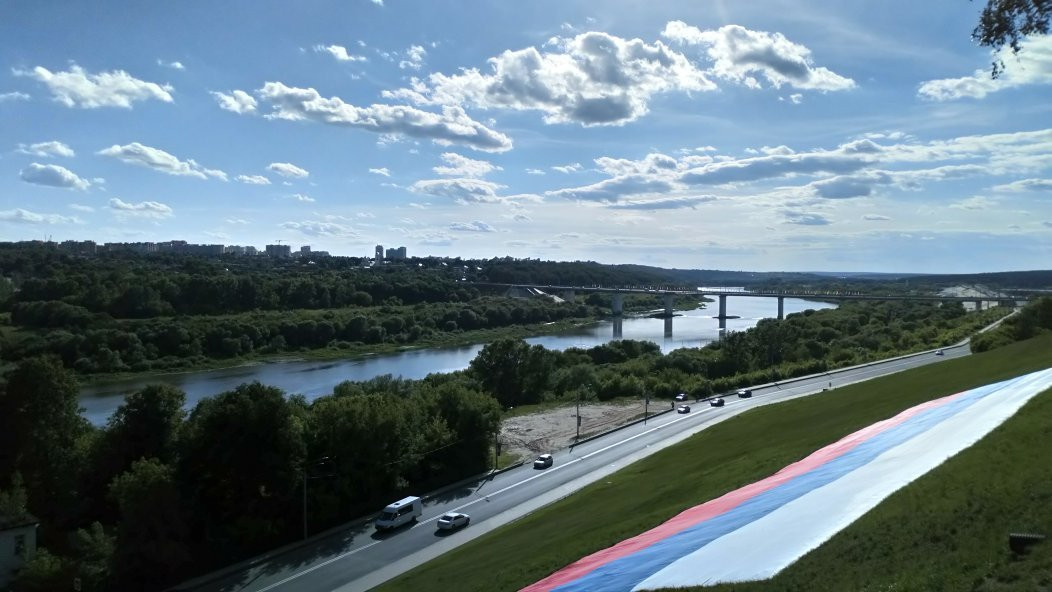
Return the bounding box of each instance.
[476,283,1028,320]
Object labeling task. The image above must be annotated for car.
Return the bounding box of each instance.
[677,404,691,414]
[436,512,470,531]
[674,392,688,402]
[935,349,944,356]
[709,397,725,407]
[533,453,554,469]
[736,389,753,398]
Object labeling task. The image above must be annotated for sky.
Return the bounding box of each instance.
[1,0,1051,273]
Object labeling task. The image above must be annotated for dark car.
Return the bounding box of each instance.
[736,389,753,398]
[677,404,691,414]
[709,397,725,407]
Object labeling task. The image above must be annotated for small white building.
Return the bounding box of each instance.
[0,514,38,587]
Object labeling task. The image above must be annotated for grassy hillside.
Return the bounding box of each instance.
[379,333,1052,592]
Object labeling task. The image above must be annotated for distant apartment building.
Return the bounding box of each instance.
[386,246,407,260]
[244,245,258,256]
[225,245,246,256]
[266,244,292,258]
[299,245,311,257]
[375,244,383,265]
[103,241,159,254]
[59,240,97,255]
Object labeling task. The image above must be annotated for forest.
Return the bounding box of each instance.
[1,296,1037,591]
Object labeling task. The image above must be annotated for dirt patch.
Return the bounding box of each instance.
[499,400,670,461]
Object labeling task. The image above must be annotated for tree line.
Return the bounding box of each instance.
[4,297,598,374]
[0,360,500,591]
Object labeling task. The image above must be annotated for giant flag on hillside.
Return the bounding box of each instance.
[522,368,1052,592]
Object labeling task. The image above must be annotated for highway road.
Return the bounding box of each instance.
[177,344,969,592]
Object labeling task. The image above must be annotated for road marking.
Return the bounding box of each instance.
[256,541,383,592]
[248,350,950,591]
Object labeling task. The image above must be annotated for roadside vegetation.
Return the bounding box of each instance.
[380,331,1052,592]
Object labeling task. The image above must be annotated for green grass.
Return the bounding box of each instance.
[378,333,1052,592]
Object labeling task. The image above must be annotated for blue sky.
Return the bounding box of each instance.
[2,0,1050,273]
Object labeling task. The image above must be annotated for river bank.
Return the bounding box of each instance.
[78,296,836,425]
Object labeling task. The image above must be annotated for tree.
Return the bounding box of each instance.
[0,357,90,527]
[178,382,306,561]
[109,459,190,589]
[973,0,1052,77]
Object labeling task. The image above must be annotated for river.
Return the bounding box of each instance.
[78,296,835,425]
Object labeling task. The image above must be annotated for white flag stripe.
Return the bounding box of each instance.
[635,369,1052,590]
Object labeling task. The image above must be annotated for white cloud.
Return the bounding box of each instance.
[370,0,383,5]
[0,91,30,102]
[526,168,546,175]
[69,203,95,212]
[236,174,271,185]
[993,178,1052,192]
[19,163,91,190]
[548,174,679,202]
[14,64,174,108]
[211,90,257,114]
[157,59,185,70]
[281,220,358,237]
[789,93,803,104]
[108,197,173,219]
[267,162,310,178]
[662,22,855,91]
[256,81,513,152]
[552,162,583,173]
[918,35,1052,100]
[98,142,227,180]
[289,193,315,203]
[314,44,368,62]
[225,218,250,224]
[385,30,714,126]
[862,214,891,221]
[0,208,82,224]
[783,210,832,225]
[606,195,716,210]
[411,230,455,246]
[410,178,507,204]
[369,167,391,176]
[449,220,497,232]
[399,45,427,70]
[18,140,75,158]
[950,195,997,210]
[433,152,501,177]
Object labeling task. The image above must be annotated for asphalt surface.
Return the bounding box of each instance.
[179,344,969,592]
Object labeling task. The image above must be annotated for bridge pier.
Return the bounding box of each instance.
[777,296,784,320]
[611,293,624,316]
[612,317,622,339]
[974,299,983,311]
[663,293,675,317]
[664,316,673,339]
[718,294,727,319]
[561,289,575,303]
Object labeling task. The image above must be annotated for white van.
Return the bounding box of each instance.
[375,496,423,531]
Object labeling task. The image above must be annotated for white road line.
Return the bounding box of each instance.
[250,352,945,591]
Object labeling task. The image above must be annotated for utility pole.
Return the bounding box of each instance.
[575,390,581,443]
[301,456,334,540]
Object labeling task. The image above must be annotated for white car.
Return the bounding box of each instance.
[677,404,691,414]
[436,512,470,531]
[935,349,944,356]
[674,393,688,402]
[534,453,554,469]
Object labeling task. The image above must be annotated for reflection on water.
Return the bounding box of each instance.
[78,297,834,425]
